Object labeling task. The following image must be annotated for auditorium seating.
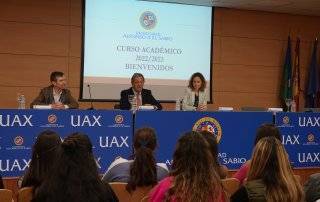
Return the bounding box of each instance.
[0,189,13,202]
[109,182,153,202]
[17,187,32,202]
[221,178,240,195]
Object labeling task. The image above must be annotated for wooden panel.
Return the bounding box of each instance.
[69,27,82,58]
[212,91,280,110]
[0,21,69,56]
[213,36,221,64]
[70,0,82,26]
[220,8,288,40]
[213,64,281,93]
[68,57,81,88]
[0,54,68,86]
[0,86,41,109]
[220,37,284,66]
[0,0,69,25]
[213,8,223,36]
[288,15,320,42]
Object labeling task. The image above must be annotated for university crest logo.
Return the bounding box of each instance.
[282,116,290,125]
[140,11,157,30]
[115,115,124,124]
[48,114,57,124]
[193,117,222,143]
[14,136,24,146]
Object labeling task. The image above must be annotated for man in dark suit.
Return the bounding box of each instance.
[30,71,79,109]
[120,73,162,110]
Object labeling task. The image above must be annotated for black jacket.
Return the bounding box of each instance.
[120,88,162,110]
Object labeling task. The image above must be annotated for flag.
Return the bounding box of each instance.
[292,38,301,111]
[305,38,319,108]
[281,37,292,110]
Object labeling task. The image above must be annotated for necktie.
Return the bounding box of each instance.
[136,93,142,107]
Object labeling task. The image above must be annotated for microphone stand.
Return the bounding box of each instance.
[87,84,95,110]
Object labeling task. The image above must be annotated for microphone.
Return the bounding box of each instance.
[87,84,94,110]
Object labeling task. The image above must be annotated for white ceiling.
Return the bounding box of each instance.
[139,0,320,16]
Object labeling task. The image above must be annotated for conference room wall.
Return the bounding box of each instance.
[0,2,319,110]
[0,1,319,198]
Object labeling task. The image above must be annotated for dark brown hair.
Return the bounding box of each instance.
[50,71,64,82]
[22,130,61,190]
[254,123,281,145]
[32,133,117,202]
[126,127,158,193]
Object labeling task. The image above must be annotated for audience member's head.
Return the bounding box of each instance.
[21,130,61,189]
[166,131,223,202]
[254,123,281,145]
[127,127,157,193]
[304,173,320,202]
[188,72,206,92]
[131,73,145,93]
[248,136,304,202]
[200,130,228,179]
[32,132,117,202]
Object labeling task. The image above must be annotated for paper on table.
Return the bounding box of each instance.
[33,105,52,109]
[138,105,155,110]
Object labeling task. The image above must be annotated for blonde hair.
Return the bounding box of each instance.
[248,137,304,202]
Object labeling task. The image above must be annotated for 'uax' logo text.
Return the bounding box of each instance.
[71,115,101,127]
[0,115,33,127]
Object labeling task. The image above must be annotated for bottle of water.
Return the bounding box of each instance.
[17,94,26,109]
[175,98,181,111]
[129,95,137,111]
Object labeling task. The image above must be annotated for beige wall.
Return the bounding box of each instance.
[0,1,319,110]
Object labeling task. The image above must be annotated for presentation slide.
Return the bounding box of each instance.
[82,0,213,101]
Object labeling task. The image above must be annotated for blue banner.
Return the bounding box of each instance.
[135,111,273,170]
[0,109,133,177]
[275,112,320,168]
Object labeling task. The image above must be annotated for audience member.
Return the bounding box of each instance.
[21,130,61,193]
[233,123,281,184]
[304,173,320,202]
[150,131,226,202]
[102,127,168,193]
[32,133,118,202]
[200,130,228,179]
[231,137,304,202]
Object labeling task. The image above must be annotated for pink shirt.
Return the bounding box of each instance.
[233,162,250,185]
[149,177,226,202]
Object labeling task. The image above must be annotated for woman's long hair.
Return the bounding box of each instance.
[21,130,61,190]
[126,127,157,193]
[248,137,304,202]
[165,131,223,202]
[200,130,226,178]
[32,132,117,202]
